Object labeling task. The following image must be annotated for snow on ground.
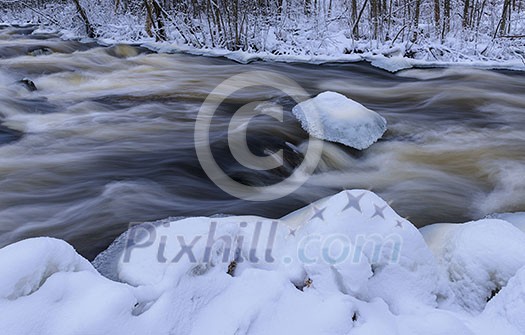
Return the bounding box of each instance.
[2,4,525,73]
[481,265,525,333]
[420,219,525,313]
[487,212,525,233]
[292,92,387,150]
[0,190,524,334]
[91,36,525,73]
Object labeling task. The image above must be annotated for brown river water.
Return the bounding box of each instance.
[1,25,525,259]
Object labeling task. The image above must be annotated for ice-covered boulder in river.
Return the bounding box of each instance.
[292,91,387,150]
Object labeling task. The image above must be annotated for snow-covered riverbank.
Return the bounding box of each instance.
[2,0,525,73]
[1,190,525,335]
[16,24,525,73]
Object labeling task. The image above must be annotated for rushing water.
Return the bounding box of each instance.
[1,25,525,259]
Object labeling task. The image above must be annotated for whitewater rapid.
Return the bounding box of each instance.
[1,25,525,259]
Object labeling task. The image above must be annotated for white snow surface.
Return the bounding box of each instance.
[292,92,388,150]
[420,219,525,313]
[487,212,525,233]
[0,190,525,334]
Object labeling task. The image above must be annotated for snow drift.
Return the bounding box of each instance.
[0,190,525,334]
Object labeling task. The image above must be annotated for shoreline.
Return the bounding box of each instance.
[2,23,524,73]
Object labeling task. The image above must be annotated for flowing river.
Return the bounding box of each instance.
[1,25,525,259]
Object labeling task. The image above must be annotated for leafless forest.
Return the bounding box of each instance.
[1,0,524,60]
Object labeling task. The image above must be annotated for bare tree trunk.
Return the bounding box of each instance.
[233,0,239,49]
[476,0,487,29]
[443,0,451,38]
[500,0,512,35]
[370,0,379,39]
[72,0,96,38]
[144,0,166,41]
[434,0,441,34]
[385,0,394,40]
[463,0,471,27]
[351,0,358,31]
[353,0,369,38]
[151,0,167,41]
[414,0,421,38]
[144,0,155,38]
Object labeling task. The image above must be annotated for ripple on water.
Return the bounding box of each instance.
[0,124,22,145]
[1,26,525,259]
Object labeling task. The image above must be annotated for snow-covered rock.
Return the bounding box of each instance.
[481,265,525,333]
[369,55,413,73]
[292,92,387,150]
[487,212,525,233]
[1,190,525,334]
[0,238,95,300]
[0,238,140,335]
[111,190,442,315]
[420,219,525,313]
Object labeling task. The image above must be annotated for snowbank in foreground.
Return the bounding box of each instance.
[487,212,525,232]
[1,190,525,334]
[420,220,525,313]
